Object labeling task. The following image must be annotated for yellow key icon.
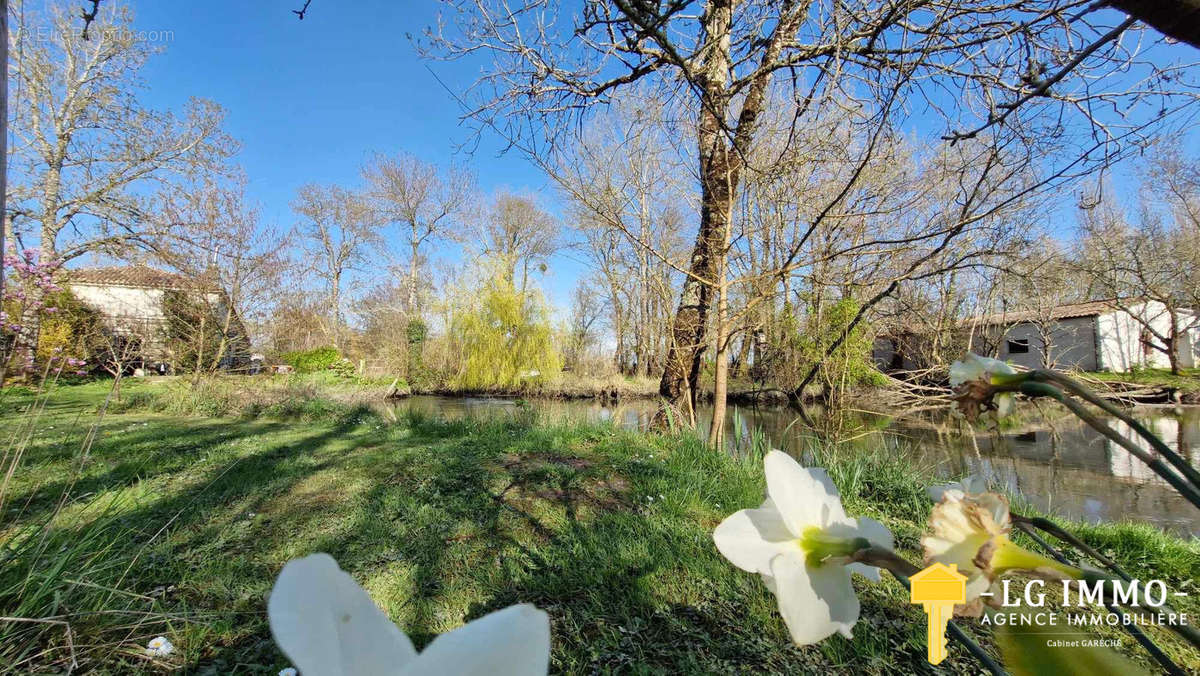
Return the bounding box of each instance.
[910,562,968,665]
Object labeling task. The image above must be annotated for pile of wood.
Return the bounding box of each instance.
[1076,376,1190,406]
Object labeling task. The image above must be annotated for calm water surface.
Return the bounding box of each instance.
[389,395,1200,537]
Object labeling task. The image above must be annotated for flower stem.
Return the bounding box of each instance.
[1029,369,1200,492]
[1012,379,1200,511]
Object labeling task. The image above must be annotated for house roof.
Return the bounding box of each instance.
[963,299,1120,326]
[874,299,1125,338]
[66,265,214,291]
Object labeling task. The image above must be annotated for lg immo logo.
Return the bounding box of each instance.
[909,563,1189,665]
[979,578,1190,628]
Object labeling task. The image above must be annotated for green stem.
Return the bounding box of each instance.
[1012,514,1128,580]
[1030,369,1200,492]
[1015,381,1200,511]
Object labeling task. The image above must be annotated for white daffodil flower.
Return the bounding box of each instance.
[949,353,1019,418]
[146,636,174,657]
[927,474,988,503]
[713,451,893,646]
[949,353,1015,386]
[268,553,550,676]
[922,491,1011,606]
[923,491,1079,615]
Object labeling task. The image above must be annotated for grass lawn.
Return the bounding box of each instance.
[1,380,1197,673]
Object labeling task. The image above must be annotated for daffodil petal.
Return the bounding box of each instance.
[713,498,795,575]
[806,468,852,527]
[842,516,894,581]
[995,393,1015,417]
[764,451,844,533]
[268,553,417,676]
[769,552,859,645]
[402,604,549,676]
[963,475,988,494]
[927,483,959,502]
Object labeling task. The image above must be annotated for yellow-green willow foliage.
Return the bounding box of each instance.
[449,270,561,389]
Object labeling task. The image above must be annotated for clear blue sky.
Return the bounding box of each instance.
[53,2,1200,314]
[115,0,586,309]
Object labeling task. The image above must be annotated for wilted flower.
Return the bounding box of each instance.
[268,553,550,676]
[927,474,988,502]
[923,491,1079,615]
[713,451,893,645]
[146,636,174,656]
[949,353,1020,420]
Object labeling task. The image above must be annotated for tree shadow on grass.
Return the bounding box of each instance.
[183,419,909,674]
[18,411,949,674]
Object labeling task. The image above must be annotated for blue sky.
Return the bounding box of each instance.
[117,0,585,308]
[41,1,1200,315]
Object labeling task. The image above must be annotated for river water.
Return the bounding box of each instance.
[388,395,1200,537]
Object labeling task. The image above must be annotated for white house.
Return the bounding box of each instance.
[874,299,1200,373]
[982,299,1199,372]
[66,265,250,371]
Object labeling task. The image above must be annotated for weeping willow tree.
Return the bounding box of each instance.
[449,267,560,389]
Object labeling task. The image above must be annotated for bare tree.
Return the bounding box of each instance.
[563,278,606,372]
[556,100,688,377]
[1077,189,1200,374]
[7,3,234,357]
[155,172,288,374]
[87,317,156,400]
[1145,145,1200,233]
[362,153,472,316]
[469,191,559,294]
[292,184,379,349]
[425,1,1199,437]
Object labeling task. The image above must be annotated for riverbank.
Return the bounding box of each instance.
[1,381,1196,672]
[414,372,661,400]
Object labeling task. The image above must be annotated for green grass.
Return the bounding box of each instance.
[0,381,1196,673]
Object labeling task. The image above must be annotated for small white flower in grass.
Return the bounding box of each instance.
[268,553,550,676]
[712,451,893,646]
[279,669,298,676]
[927,474,988,503]
[146,636,174,656]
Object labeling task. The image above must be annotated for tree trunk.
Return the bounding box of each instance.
[1168,318,1180,375]
[657,0,735,420]
[708,238,731,448]
[731,329,753,378]
[658,115,736,415]
[330,272,341,349]
[409,230,420,314]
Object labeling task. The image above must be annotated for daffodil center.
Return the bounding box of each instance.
[797,526,869,567]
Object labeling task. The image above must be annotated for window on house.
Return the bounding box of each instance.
[1007,338,1030,354]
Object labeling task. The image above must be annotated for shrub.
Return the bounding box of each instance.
[279,346,342,374]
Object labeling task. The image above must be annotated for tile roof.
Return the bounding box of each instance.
[65,265,215,291]
[875,299,1128,337]
[964,299,1121,326]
